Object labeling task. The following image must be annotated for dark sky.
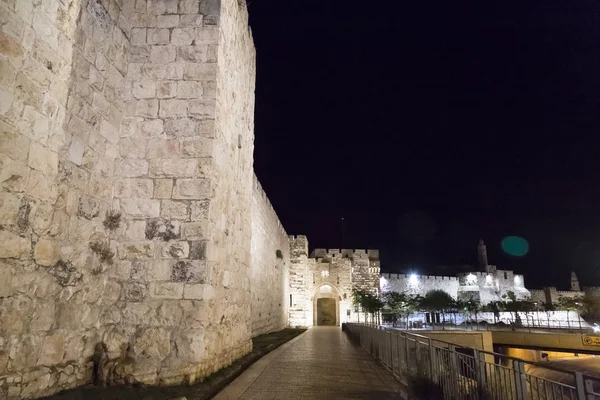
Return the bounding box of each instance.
[247,0,600,289]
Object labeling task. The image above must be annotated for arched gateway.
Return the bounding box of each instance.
[312,283,341,326]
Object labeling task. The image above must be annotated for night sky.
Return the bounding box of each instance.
[246,0,600,289]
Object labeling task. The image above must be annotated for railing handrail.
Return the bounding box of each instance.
[348,323,600,385]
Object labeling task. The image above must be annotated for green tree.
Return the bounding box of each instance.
[382,291,408,327]
[352,287,383,325]
[420,290,454,325]
[557,295,585,328]
[455,297,482,326]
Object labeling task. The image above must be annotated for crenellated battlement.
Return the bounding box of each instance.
[381,273,458,282]
[310,248,380,260]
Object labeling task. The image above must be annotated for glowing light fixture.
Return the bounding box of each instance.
[409,274,419,285]
[467,273,477,284]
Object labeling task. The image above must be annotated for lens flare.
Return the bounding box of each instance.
[501,236,529,257]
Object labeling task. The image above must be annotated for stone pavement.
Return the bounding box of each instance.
[213,327,406,400]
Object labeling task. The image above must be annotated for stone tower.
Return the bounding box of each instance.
[478,239,488,269]
[571,271,581,292]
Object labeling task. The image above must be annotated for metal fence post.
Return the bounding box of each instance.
[428,337,434,382]
[575,372,586,400]
[474,349,487,398]
[512,360,527,400]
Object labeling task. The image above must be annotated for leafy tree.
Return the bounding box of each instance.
[382,291,407,327]
[382,291,421,327]
[455,298,482,325]
[352,287,383,325]
[420,290,454,324]
[557,295,585,328]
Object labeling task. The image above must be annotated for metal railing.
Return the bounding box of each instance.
[344,323,600,399]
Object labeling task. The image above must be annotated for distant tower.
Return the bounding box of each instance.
[478,239,488,269]
[571,271,581,292]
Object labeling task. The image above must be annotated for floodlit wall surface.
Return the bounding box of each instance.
[0,0,289,397]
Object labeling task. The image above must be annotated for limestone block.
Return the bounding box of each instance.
[183,63,217,81]
[157,15,180,28]
[34,238,60,266]
[189,99,215,118]
[130,45,151,62]
[66,138,85,166]
[62,333,86,362]
[38,334,64,366]
[194,27,219,45]
[160,200,189,220]
[150,45,176,63]
[115,179,154,198]
[103,327,136,359]
[0,121,30,162]
[176,81,202,98]
[32,10,59,50]
[164,119,196,137]
[180,221,208,240]
[117,241,155,259]
[0,191,20,227]
[148,0,178,15]
[27,142,58,175]
[98,120,119,144]
[0,88,14,116]
[179,15,203,27]
[120,137,149,159]
[132,28,147,45]
[147,260,172,281]
[147,28,170,45]
[189,241,206,260]
[190,200,210,220]
[159,241,189,259]
[29,302,56,332]
[173,179,212,200]
[159,99,188,117]
[135,99,159,118]
[178,0,200,14]
[123,282,148,301]
[118,159,149,177]
[149,282,183,299]
[134,327,171,362]
[154,179,173,199]
[171,28,194,45]
[157,81,177,98]
[183,283,213,300]
[150,159,197,178]
[124,220,147,240]
[171,260,207,283]
[0,230,31,259]
[8,334,43,371]
[138,119,164,138]
[0,263,13,298]
[147,139,180,159]
[132,81,157,99]
[27,170,59,203]
[121,198,160,218]
[177,46,208,64]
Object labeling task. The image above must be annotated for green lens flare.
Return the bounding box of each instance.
[501,236,529,257]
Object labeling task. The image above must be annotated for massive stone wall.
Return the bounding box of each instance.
[1,0,131,397]
[250,175,289,336]
[0,0,275,398]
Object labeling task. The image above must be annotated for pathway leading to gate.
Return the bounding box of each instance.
[213,327,406,400]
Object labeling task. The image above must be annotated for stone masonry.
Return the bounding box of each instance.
[0,0,291,398]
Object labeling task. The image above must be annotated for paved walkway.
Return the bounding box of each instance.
[213,327,405,400]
